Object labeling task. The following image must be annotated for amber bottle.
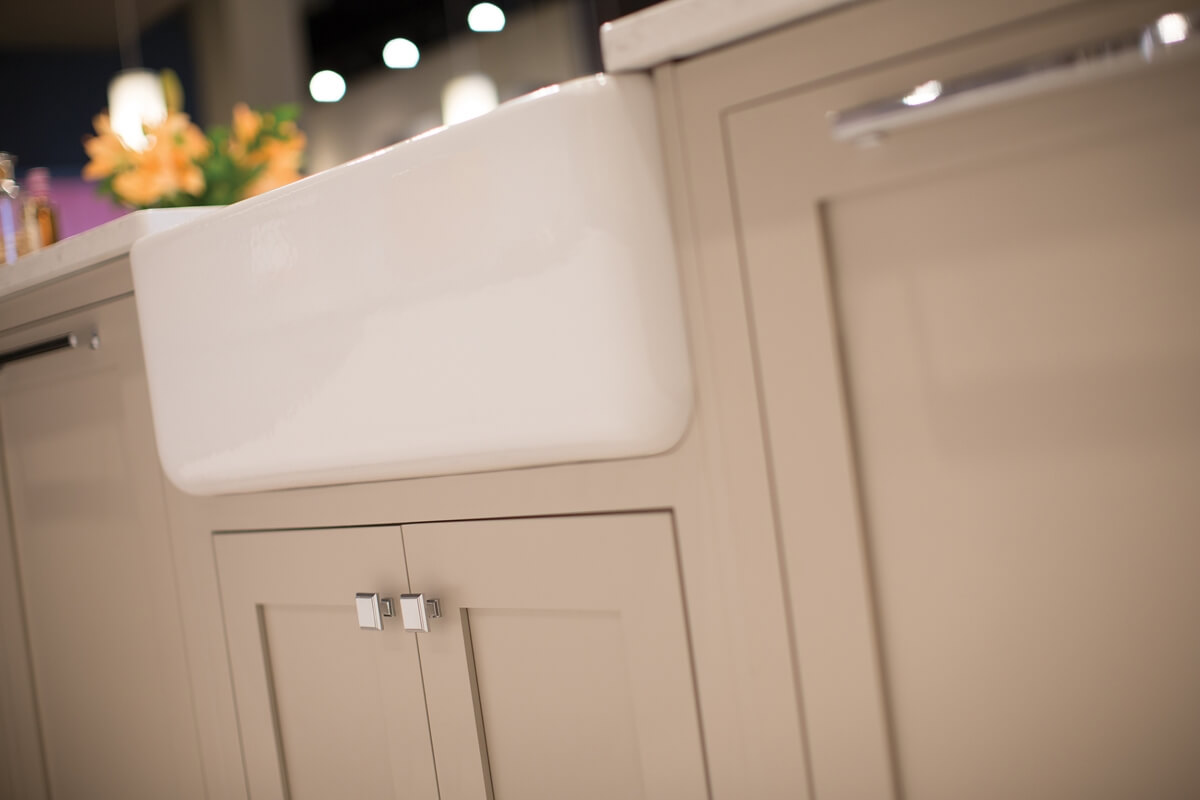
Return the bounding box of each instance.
[23,168,60,252]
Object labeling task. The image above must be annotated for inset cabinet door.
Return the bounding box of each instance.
[404,513,708,800]
[0,295,204,799]
[214,527,438,800]
[705,1,1200,797]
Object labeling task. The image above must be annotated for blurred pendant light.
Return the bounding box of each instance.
[383,38,420,69]
[108,0,166,150]
[467,3,506,33]
[309,70,347,102]
[109,70,168,149]
[441,73,499,125]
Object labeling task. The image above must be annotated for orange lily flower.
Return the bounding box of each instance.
[82,113,132,180]
[111,112,209,206]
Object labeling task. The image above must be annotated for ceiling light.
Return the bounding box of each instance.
[383,38,420,69]
[108,69,168,150]
[467,3,506,33]
[107,0,165,151]
[441,73,499,125]
[309,70,346,103]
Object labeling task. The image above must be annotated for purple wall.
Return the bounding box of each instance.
[47,176,128,239]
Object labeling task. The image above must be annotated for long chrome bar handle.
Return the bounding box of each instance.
[830,10,1198,143]
[0,333,78,369]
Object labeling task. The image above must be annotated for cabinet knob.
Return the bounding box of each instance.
[355,593,395,630]
[399,593,441,633]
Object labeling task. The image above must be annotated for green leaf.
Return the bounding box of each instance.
[207,126,231,148]
[272,103,301,124]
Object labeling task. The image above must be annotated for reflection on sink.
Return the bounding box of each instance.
[131,74,693,495]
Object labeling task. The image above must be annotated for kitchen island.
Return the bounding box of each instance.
[3,1,1198,798]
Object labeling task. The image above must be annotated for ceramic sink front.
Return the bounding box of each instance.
[130,74,692,495]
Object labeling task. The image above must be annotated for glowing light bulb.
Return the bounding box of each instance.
[309,70,347,103]
[468,3,506,33]
[108,69,168,150]
[383,38,420,69]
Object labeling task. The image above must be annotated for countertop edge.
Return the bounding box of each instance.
[601,0,858,72]
[0,208,217,302]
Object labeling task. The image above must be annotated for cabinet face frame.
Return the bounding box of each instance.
[168,54,817,797]
[665,1,1198,799]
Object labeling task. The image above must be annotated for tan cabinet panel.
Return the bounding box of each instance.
[718,2,1200,799]
[0,421,46,800]
[0,295,204,799]
[213,527,438,800]
[403,513,709,800]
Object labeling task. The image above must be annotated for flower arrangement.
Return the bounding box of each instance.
[84,85,306,208]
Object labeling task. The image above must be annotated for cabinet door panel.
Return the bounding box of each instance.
[0,296,204,799]
[466,608,644,797]
[214,527,437,800]
[404,513,708,800]
[721,3,1200,798]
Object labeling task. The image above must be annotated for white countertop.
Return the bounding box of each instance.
[0,208,215,302]
[601,0,856,72]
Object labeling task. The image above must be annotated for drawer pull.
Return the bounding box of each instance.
[830,9,1198,143]
[0,333,79,369]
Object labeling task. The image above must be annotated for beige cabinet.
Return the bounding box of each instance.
[666,1,1200,798]
[11,7,1197,800]
[0,294,205,799]
[214,513,708,800]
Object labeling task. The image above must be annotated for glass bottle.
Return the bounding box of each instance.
[22,168,60,252]
[0,153,21,264]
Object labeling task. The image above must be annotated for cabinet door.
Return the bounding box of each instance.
[404,513,708,800]
[0,295,204,799]
[213,526,437,800]
[712,2,1200,799]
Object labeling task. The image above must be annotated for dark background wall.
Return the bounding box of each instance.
[0,0,655,177]
[0,9,198,175]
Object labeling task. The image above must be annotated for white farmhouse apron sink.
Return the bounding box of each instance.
[131,74,692,495]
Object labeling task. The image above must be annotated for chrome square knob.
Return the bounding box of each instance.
[355,593,394,630]
[399,593,441,632]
